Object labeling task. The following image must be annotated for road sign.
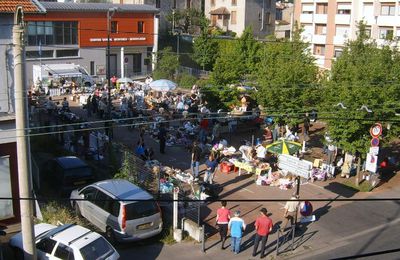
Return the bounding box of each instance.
[371,137,380,147]
[369,146,379,155]
[370,123,382,137]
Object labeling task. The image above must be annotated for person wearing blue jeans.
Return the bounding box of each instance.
[191,141,202,181]
[228,210,246,254]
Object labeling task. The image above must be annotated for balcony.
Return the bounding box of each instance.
[313,34,327,44]
[335,14,351,24]
[314,14,327,23]
[333,35,347,45]
[300,13,313,23]
[377,16,400,27]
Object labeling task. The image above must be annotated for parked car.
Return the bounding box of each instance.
[9,223,119,260]
[42,156,95,196]
[70,179,163,243]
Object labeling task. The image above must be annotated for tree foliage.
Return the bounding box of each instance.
[323,22,400,154]
[210,27,260,86]
[165,8,204,34]
[192,16,218,70]
[254,24,318,112]
[152,47,179,80]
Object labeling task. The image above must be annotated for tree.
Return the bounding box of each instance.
[323,21,400,155]
[210,40,245,86]
[152,47,179,80]
[192,17,218,70]
[209,27,260,86]
[165,8,204,34]
[254,23,318,114]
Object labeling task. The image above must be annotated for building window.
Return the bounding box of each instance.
[0,156,14,220]
[302,3,313,14]
[56,49,79,58]
[186,0,191,8]
[265,12,272,25]
[365,26,372,37]
[156,0,160,8]
[211,0,215,7]
[337,3,351,14]
[231,11,237,24]
[363,3,373,17]
[335,25,349,37]
[53,21,78,46]
[26,50,53,59]
[313,44,325,55]
[232,0,237,6]
[316,3,328,14]
[334,48,343,58]
[173,0,176,9]
[27,21,75,46]
[111,21,118,33]
[315,24,327,35]
[379,27,394,40]
[138,21,145,33]
[381,4,395,16]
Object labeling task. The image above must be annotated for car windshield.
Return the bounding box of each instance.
[80,237,114,260]
[125,200,159,220]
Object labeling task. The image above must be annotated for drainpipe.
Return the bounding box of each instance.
[5,46,12,113]
[260,0,265,31]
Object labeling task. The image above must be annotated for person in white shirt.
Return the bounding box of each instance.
[280,195,299,232]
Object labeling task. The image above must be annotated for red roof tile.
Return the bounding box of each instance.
[0,0,42,14]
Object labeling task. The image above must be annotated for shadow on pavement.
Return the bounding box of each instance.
[323,182,358,198]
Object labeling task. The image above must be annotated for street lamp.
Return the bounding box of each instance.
[106,7,118,138]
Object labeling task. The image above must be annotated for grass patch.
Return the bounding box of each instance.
[37,201,92,228]
[159,226,176,245]
[342,180,373,192]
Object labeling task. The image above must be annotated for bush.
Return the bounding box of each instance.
[38,201,89,227]
[178,73,197,89]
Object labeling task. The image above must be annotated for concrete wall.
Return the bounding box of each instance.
[182,218,203,242]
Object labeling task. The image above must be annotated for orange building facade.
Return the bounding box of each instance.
[24,2,159,84]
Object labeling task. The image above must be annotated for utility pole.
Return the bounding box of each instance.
[13,6,37,260]
[106,7,118,138]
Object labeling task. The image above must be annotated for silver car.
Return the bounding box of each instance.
[70,179,163,243]
[9,223,119,260]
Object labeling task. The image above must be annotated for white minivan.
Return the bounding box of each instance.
[70,179,163,243]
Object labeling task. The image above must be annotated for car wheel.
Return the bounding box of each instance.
[12,247,24,260]
[105,226,116,245]
[74,203,82,217]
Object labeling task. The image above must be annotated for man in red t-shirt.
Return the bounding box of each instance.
[252,207,273,258]
[216,201,231,249]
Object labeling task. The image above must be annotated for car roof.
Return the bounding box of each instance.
[51,224,100,247]
[54,156,88,169]
[94,179,152,201]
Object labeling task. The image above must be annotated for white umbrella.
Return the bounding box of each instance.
[117,77,134,84]
[149,79,177,92]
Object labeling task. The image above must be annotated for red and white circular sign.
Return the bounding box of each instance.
[370,123,382,138]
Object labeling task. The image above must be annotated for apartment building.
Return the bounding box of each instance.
[294,0,400,69]
[205,0,276,38]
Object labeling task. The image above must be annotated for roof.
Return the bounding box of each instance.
[40,2,159,13]
[0,0,45,14]
[54,156,88,169]
[209,7,230,15]
[95,179,152,201]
